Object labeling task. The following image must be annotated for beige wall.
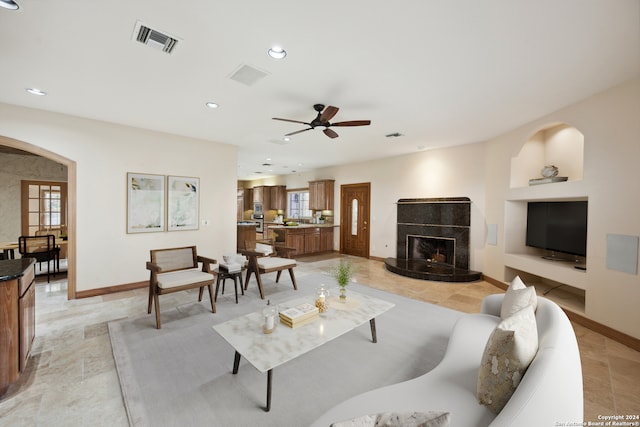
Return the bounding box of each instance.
[256,141,488,272]
[0,103,238,292]
[483,76,640,339]
[0,153,67,242]
[256,76,640,339]
[3,75,639,339]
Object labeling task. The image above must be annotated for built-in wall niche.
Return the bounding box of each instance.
[503,198,588,291]
[510,123,584,188]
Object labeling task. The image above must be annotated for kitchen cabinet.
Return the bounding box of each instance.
[1,259,35,395]
[237,223,257,250]
[320,227,334,252]
[269,185,286,210]
[243,188,253,210]
[237,188,253,220]
[253,186,264,204]
[283,228,305,256]
[304,227,321,254]
[252,186,270,209]
[236,190,244,221]
[309,180,334,211]
[273,226,336,256]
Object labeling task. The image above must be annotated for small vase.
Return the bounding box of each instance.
[339,286,347,303]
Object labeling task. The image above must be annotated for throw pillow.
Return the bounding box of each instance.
[501,276,537,319]
[255,243,273,256]
[330,411,451,427]
[477,305,539,413]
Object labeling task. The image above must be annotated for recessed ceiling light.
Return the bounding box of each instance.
[0,0,19,10]
[283,137,291,142]
[268,46,287,59]
[205,102,219,109]
[26,88,46,96]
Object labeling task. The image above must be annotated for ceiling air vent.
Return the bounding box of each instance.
[133,21,178,54]
[229,64,269,86]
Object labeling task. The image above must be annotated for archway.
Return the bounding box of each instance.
[0,135,76,300]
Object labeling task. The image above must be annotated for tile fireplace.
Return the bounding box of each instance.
[385,197,481,282]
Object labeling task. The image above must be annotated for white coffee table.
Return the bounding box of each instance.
[212,289,395,411]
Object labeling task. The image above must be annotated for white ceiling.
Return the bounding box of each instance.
[1,0,638,180]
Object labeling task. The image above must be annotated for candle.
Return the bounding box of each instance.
[265,314,274,330]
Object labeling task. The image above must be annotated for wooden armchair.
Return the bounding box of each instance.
[146,246,217,329]
[239,239,297,299]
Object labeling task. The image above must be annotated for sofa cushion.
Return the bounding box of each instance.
[157,269,214,289]
[501,276,537,319]
[477,305,539,413]
[330,411,450,427]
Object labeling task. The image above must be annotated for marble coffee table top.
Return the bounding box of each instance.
[213,289,395,373]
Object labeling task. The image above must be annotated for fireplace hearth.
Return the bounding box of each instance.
[384,197,481,282]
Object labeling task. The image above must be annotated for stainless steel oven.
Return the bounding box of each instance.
[251,213,264,233]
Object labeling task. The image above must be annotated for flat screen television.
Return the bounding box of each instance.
[526,201,588,258]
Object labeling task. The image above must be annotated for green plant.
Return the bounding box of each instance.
[332,260,355,288]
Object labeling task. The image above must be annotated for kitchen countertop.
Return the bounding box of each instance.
[267,223,339,229]
[0,258,36,282]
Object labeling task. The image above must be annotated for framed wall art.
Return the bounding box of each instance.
[167,175,199,231]
[127,173,165,233]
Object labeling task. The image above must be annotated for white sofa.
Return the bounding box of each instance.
[310,294,583,427]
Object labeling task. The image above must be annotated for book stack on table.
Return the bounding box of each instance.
[279,303,319,328]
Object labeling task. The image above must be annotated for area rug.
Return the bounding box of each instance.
[108,273,463,427]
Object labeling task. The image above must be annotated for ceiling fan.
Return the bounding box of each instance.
[273,104,371,139]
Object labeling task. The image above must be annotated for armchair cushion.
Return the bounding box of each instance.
[257,257,297,270]
[157,268,215,289]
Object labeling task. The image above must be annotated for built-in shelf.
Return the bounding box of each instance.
[504,253,586,290]
[502,122,588,310]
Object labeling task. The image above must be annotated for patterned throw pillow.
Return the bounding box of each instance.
[477,305,539,413]
[501,276,537,319]
[330,411,451,427]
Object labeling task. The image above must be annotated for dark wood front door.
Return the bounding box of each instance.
[340,183,370,258]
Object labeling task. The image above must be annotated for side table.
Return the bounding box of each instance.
[215,266,244,303]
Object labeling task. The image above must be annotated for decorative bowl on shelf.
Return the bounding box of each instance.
[541,165,559,178]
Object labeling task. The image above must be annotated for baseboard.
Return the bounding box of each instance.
[483,274,640,352]
[75,281,147,299]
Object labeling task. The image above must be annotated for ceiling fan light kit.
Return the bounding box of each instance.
[273,104,371,139]
[0,0,19,10]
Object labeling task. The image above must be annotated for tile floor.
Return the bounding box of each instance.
[1,255,638,426]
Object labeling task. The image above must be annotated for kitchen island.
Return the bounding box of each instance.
[1,258,36,396]
[268,224,338,257]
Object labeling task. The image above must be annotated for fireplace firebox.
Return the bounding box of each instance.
[407,235,455,265]
[385,197,481,282]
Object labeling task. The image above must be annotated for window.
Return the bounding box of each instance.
[286,190,312,219]
[21,180,67,236]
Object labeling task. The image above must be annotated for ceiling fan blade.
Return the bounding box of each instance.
[273,118,312,125]
[285,128,314,136]
[323,128,339,139]
[331,120,371,127]
[319,105,339,122]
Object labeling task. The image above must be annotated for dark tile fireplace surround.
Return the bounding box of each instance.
[384,197,482,282]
